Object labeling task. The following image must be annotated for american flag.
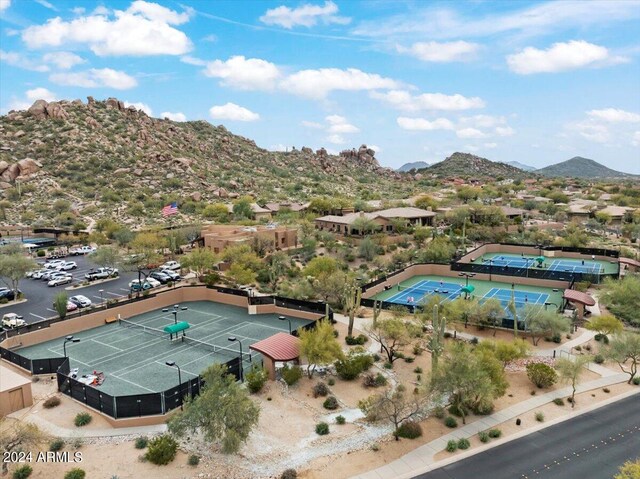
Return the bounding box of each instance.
[162,202,178,217]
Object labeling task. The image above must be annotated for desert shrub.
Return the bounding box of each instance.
[372,353,381,362]
[187,455,199,466]
[535,411,545,422]
[443,331,452,339]
[433,406,445,419]
[470,337,479,345]
[445,416,458,428]
[396,421,422,439]
[478,431,490,443]
[552,334,562,343]
[335,353,373,380]
[74,412,92,427]
[43,396,61,409]
[327,378,335,386]
[336,415,346,425]
[280,469,297,479]
[553,398,565,406]
[345,334,368,345]
[488,429,502,438]
[448,404,468,418]
[574,345,582,352]
[457,438,470,450]
[362,373,377,388]
[471,401,494,416]
[49,439,65,451]
[145,435,178,465]
[375,373,387,386]
[12,465,33,479]
[383,361,393,369]
[413,344,423,355]
[245,365,268,393]
[446,440,458,452]
[594,354,605,364]
[315,422,329,435]
[323,396,339,410]
[526,363,558,388]
[404,356,415,363]
[603,387,610,393]
[134,437,148,449]
[413,367,423,374]
[312,382,330,398]
[37,250,46,257]
[633,377,640,385]
[63,469,85,479]
[584,344,592,352]
[281,364,303,386]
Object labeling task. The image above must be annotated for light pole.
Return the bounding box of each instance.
[165,361,183,410]
[279,315,291,334]
[99,289,104,309]
[488,259,493,282]
[163,304,188,324]
[63,335,80,358]
[458,272,475,287]
[228,337,244,382]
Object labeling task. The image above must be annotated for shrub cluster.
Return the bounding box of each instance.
[446,440,458,452]
[187,455,200,466]
[323,396,339,410]
[63,469,85,479]
[245,365,268,393]
[535,411,545,422]
[444,416,458,428]
[43,396,61,409]
[145,435,178,465]
[12,465,33,479]
[478,431,490,443]
[134,437,148,449]
[594,354,605,364]
[457,438,470,450]
[362,372,387,388]
[335,353,373,380]
[312,382,330,398]
[396,421,422,439]
[553,398,565,406]
[281,365,303,386]
[488,429,502,438]
[74,413,92,427]
[280,469,297,479]
[345,334,368,345]
[336,415,346,425]
[49,439,65,452]
[526,363,558,388]
[315,422,330,435]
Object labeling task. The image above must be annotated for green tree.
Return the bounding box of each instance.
[525,306,571,345]
[302,256,338,278]
[614,459,640,479]
[89,246,122,270]
[358,236,378,261]
[113,227,134,248]
[299,320,343,378]
[314,270,348,308]
[600,275,640,326]
[130,232,165,267]
[168,364,260,454]
[417,237,456,263]
[604,333,640,384]
[227,263,256,286]
[476,339,529,369]
[585,314,624,340]
[414,195,438,210]
[367,318,412,365]
[232,197,253,220]
[555,355,591,408]
[203,203,230,222]
[53,292,69,320]
[182,248,219,280]
[266,251,290,290]
[413,227,431,247]
[351,217,380,235]
[0,249,37,299]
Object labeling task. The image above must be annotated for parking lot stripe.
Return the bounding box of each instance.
[106,291,123,297]
[30,313,48,320]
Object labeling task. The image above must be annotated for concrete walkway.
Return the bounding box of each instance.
[351,372,632,479]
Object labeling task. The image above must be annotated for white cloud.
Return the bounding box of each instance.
[6,87,57,111]
[42,51,85,69]
[496,126,515,137]
[209,102,259,122]
[368,145,382,154]
[281,68,400,100]
[396,41,480,62]
[124,101,152,115]
[161,111,186,121]
[397,117,455,131]
[326,134,346,144]
[269,144,289,152]
[507,40,625,74]
[180,55,207,66]
[460,114,506,128]
[325,114,359,134]
[22,1,193,56]
[587,108,640,123]
[632,131,640,147]
[50,68,137,89]
[371,90,485,111]
[0,50,49,72]
[483,142,497,149]
[71,7,85,15]
[0,0,10,12]
[301,120,323,129]
[259,1,350,29]
[567,120,610,143]
[203,55,281,90]
[456,127,486,139]
[35,0,56,10]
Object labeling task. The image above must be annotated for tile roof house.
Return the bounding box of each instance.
[315,207,436,235]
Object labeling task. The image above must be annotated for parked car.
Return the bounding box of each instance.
[27,269,48,278]
[55,261,77,271]
[44,259,66,269]
[48,274,73,287]
[69,295,92,308]
[128,278,161,291]
[161,260,181,271]
[41,270,62,281]
[160,269,181,281]
[54,300,79,312]
[149,271,171,284]
[1,313,25,329]
[0,289,20,301]
[48,250,67,259]
[85,267,119,281]
[69,245,96,255]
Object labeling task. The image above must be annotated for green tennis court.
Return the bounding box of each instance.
[478,252,618,275]
[15,301,313,396]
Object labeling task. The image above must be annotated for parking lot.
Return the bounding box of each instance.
[4,254,142,324]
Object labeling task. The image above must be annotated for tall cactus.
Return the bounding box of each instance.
[372,299,382,329]
[428,304,446,373]
[346,282,362,337]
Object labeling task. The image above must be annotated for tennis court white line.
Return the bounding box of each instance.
[90,338,123,352]
[108,371,155,393]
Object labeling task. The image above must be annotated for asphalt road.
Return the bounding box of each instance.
[3,254,140,323]
[416,394,640,479]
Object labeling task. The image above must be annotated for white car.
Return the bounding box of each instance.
[48,274,73,287]
[2,313,26,329]
[28,269,48,279]
[161,261,181,271]
[55,261,77,271]
[69,295,92,308]
[69,245,96,255]
[129,278,161,291]
[44,260,65,269]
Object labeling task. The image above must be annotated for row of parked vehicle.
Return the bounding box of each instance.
[128,261,182,291]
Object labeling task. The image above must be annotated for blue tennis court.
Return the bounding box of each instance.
[481,287,549,320]
[482,254,603,274]
[384,279,463,306]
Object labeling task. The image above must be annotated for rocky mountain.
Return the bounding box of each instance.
[419,152,533,179]
[0,97,407,228]
[397,161,430,172]
[536,156,636,178]
[503,160,537,172]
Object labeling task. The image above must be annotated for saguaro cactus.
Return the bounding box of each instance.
[428,304,446,373]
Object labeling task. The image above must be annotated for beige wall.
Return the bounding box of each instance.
[0,385,33,417]
[457,243,615,264]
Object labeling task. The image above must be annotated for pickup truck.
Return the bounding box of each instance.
[69,246,96,256]
[85,267,118,281]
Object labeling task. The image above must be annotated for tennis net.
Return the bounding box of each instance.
[398,284,456,295]
[119,318,166,338]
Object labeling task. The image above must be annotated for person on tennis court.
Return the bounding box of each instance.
[582,260,585,265]
[525,295,528,303]
[592,255,595,260]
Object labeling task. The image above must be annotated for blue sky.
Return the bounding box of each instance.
[1,0,639,173]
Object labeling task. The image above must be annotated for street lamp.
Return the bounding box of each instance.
[228,337,244,382]
[279,315,291,334]
[99,289,104,309]
[458,272,475,287]
[163,304,188,324]
[165,361,183,411]
[488,259,494,282]
[63,335,80,358]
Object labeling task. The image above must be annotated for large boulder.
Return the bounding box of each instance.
[0,161,8,175]
[1,164,20,182]
[27,100,48,119]
[16,158,39,176]
[45,102,69,120]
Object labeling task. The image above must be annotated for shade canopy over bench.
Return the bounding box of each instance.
[249,332,300,380]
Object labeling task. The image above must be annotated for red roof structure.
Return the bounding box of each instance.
[619,257,640,268]
[250,332,300,361]
[563,289,596,306]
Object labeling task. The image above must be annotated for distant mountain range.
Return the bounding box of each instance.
[535,156,637,178]
[397,161,430,172]
[415,152,531,179]
[503,160,537,172]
